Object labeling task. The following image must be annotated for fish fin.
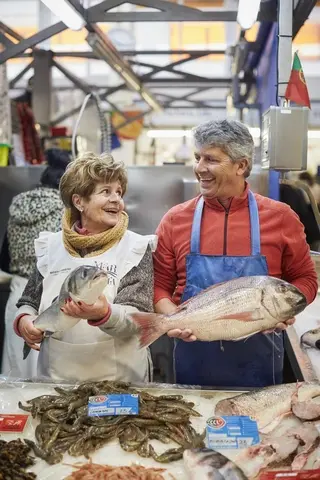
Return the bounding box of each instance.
[23,342,31,360]
[129,312,164,348]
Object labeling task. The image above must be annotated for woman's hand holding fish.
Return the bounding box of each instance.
[262,317,295,334]
[19,315,43,351]
[61,295,109,321]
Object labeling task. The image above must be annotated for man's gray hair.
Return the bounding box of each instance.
[192,119,255,178]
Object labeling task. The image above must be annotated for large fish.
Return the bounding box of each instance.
[183,448,247,480]
[129,276,307,348]
[215,382,320,433]
[23,265,108,359]
[301,327,320,350]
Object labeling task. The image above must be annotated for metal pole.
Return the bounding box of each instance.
[32,50,53,134]
[278,0,293,102]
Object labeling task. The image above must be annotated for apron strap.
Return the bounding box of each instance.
[190,196,204,253]
[248,190,261,256]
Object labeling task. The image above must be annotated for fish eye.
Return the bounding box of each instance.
[82,269,88,279]
[278,284,287,294]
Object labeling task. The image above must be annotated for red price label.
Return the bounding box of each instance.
[0,414,29,433]
[260,470,320,480]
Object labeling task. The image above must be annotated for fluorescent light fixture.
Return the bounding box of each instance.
[237,0,261,30]
[40,0,85,31]
[87,31,161,112]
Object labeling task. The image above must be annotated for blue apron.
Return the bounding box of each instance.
[174,190,284,388]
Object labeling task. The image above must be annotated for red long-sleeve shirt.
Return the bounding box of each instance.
[154,184,318,306]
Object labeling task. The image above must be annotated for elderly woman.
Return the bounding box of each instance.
[153,119,317,388]
[14,152,156,382]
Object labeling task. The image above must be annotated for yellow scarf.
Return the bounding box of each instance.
[62,209,129,258]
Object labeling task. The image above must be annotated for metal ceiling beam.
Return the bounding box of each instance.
[0,22,66,64]
[0,21,24,42]
[144,79,231,85]
[13,49,226,59]
[88,0,275,22]
[13,50,211,59]
[52,59,126,116]
[0,0,276,64]
[0,32,13,47]
[52,75,231,125]
[52,59,92,95]
[9,61,34,88]
[88,0,237,22]
[293,0,318,38]
[129,54,216,83]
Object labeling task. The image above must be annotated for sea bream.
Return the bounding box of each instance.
[129,276,307,348]
[183,448,248,480]
[23,265,108,359]
[301,327,320,350]
[215,382,320,433]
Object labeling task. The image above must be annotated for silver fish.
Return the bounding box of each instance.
[129,276,307,347]
[23,265,108,359]
[301,327,320,350]
[215,382,320,433]
[183,448,247,480]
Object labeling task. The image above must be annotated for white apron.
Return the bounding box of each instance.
[35,230,156,383]
[1,275,39,378]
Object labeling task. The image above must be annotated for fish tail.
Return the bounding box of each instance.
[23,342,31,360]
[129,312,164,348]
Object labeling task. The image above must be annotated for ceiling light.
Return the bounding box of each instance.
[237,0,261,30]
[40,0,85,31]
[87,31,161,112]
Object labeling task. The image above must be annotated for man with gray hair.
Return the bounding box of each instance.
[153,119,317,388]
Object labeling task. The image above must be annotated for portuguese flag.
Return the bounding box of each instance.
[285,52,311,108]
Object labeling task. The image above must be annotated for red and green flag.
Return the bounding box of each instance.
[285,52,311,109]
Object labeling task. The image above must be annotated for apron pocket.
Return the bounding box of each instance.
[47,336,116,382]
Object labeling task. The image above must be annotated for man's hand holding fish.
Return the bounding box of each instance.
[151,119,317,388]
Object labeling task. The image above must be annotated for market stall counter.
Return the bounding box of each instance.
[1,378,320,479]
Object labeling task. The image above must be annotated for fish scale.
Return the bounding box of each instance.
[130,275,307,348]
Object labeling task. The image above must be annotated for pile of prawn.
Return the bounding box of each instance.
[64,461,167,479]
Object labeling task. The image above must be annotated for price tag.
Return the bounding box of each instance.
[260,471,320,479]
[88,394,139,417]
[206,416,260,450]
[0,414,29,433]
